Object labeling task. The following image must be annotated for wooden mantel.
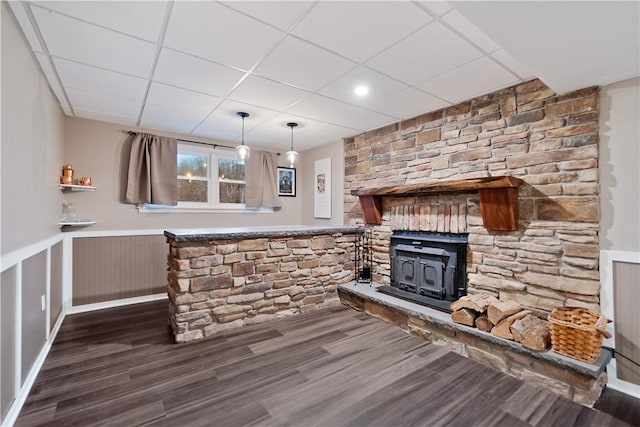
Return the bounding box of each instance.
[351,176,523,231]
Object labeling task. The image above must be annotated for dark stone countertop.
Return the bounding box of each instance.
[165,225,362,242]
[338,282,612,379]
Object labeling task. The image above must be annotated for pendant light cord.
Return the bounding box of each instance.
[242,115,245,145]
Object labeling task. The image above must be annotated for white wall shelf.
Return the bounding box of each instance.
[58,221,97,227]
[59,183,97,226]
[59,184,97,191]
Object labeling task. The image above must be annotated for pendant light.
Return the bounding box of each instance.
[286,122,299,168]
[235,112,250,164]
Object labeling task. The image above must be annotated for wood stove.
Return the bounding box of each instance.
[378,231,468,312]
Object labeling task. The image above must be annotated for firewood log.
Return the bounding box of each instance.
[451,308,476,326]
[450,293,498,313]
[511,314,551,351]
[487,300,522,325]
[491,310,530,340]
[475,314,493,332]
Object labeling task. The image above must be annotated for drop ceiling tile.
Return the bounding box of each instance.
[296,123,358,147]
[366,22,483,85]
[452,1,640,94]
[7,2,44,52]
[418,57,520,103]
[33,1,167,42]
[193,100,279,141]
[143,83,222,134]
[140,105,203,135]
[228,75,310,111]
[442,10,501,53]
[153,49,246,97]
[329,109,398,132]
[492,49,534,80]
[253,36,356,92]
[370,88,449,119]
[221,1,314,31]
[245,113,324,146]
[191,116,242,142]
[31,6,156,78]
[53,57,147,102]
[66,88,142,118]
[417,1,453,17]
[286,95,360,123]
[318,66,408,106]
[274,114,325,132]
[74,108,138,126]
[164,2,284,71]
[147,82,222,114]
[242,125,287,146]
[291,2,432,63]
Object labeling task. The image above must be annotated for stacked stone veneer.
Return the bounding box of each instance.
[166,231,357,343]
[339,284,609,406]
[344,79,601,317]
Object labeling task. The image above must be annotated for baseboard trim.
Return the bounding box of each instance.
[605,359,640,399]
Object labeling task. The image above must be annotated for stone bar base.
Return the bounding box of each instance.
[338,282,611,407]
[164,226,359,343]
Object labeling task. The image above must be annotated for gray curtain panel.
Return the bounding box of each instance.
[124,133,178,205]
[245,150,282,209]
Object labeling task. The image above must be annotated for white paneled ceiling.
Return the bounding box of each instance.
[7,1,640,152]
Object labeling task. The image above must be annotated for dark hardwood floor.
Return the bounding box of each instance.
[15,301,639,427]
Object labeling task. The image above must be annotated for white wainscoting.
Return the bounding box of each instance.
[600,249,640,398]
[0,228,168,426]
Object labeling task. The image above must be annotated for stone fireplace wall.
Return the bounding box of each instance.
[344,79,600,317]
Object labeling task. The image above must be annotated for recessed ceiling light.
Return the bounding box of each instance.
[354,85,369,96]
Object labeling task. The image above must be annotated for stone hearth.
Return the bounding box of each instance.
[338,282,611,407]
[344,79,601,320]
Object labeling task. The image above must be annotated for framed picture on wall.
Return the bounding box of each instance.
[314,158,331,218]
[277,167,296,197]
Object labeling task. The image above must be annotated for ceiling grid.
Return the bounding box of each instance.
[6,1,638,151]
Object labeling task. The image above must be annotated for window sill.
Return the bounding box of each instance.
[137,205,274,214]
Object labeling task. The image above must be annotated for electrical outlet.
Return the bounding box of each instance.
[41,294,46,312]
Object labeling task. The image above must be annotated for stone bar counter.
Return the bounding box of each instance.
[164,226,360,343]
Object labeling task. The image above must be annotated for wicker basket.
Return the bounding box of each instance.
[548,307,611,363]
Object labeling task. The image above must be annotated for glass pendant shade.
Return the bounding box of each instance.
[286,122,299,168]
[235,144,250,164]
[236,112,250,164]
[285,150,299,168]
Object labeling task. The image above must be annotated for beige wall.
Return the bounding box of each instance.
[63,116,302,230]
[300,140,345,226]
[600,77,640,252]
[1,4,64,256]
[1,6,65,421]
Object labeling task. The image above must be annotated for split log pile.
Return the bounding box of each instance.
[450,294,551,351]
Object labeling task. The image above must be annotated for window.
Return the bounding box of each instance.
[177,143,246,208]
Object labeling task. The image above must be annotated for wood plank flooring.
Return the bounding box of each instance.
[16,301,638,427]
